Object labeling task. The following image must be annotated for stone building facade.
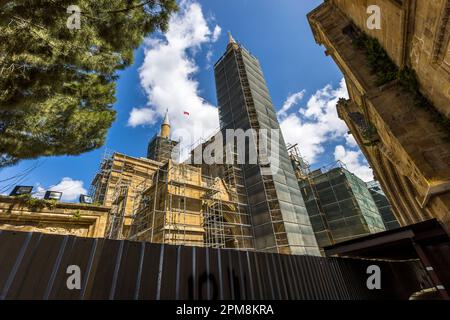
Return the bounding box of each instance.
[308,0,450,232]
[0,195,109,237]
[90,116,255,250]
[90,152,162,238]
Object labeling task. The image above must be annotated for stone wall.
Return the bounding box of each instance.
[410,0,449,117]
[0,195,110,237]
[90,152,161,237]
[331,0,450,117]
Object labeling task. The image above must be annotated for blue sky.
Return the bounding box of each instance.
[0,0,372,201]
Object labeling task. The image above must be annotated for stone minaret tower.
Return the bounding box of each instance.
[147,109,179,163]
[160,109,170,139]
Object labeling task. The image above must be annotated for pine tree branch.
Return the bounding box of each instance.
[0,0,11,10]
[50,0,159,17]
[104,0,157,14]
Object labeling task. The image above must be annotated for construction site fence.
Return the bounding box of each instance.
[0,230,431,300]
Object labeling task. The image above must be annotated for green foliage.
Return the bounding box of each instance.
[397,68,419,93]
[72,209,81,219]
[354,31,397,86]
[15,193,58,211]
[0,0,178,167]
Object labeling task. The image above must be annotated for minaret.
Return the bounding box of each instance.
[227,31,238,50]
[160,109,170,139]
[147,109,179,162]
[214,33,320,256]
[228,31,236,44]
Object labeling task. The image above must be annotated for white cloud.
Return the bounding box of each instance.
[205,25,220,69]
[280,78,349,163]
[205,49,214,69]
[334,145,373,182]
[279,79,373,181]
[344,133,358,148]
[128,0,221,158]
[128,108,157,127]
[280,114,327,163]
[34,178,87,202]
[34,184,46,199]
[277,90,305,117]
[206,50,213,61]
[212,25,222,42]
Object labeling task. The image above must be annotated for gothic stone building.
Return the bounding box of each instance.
[308,0,450,232]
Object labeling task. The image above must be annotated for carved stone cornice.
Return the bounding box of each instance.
[432,0,450,64]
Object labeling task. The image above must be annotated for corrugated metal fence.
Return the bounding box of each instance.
[0,230,430,300]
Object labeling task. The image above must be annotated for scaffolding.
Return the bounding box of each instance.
[191,131,255,250]
[367,181,400,230]
[127,159,255,250]
[89,150,126,239]
[220,162,254,250]
[89,148,114,204]
[204,165,254,250]
[288,144,334,248]
[289,145,386,247]
[89,149,161,240]
[147,134,179,163]
[203,183,225,248]
[105,175,141,239]
[233,48,294,254]
[128,162,202,245]
[89,138,256,250]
